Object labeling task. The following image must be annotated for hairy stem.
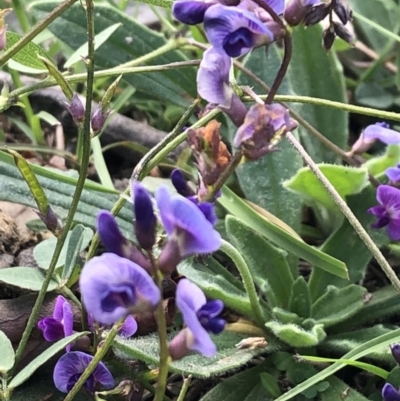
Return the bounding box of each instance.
[176,376,192,401]
[286,132,400,292]
[0,0,79,67]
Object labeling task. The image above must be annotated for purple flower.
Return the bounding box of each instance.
[386,164,400,183]
[38,295,73,350]
[88,314,138,338]
[204,4,274,57]
[368,185,400,240]
[172,0,215,24]
[169,279,225,359]
[391,344,400,365]
[197,47,247,125]
[53,351,115,393]
[132,182,156,250]
[80,253,160,325]
[65,94,85,126]
[91,103,111,135]
[361,122,400,147]
[234,103,297,160]
[382,383,400,401]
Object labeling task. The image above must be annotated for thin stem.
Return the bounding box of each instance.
[61,287,82,308]
[63,323,121,401]
[0,0,79,67]
[12,0,30,33]
[176,376,192,401]
[286,132,400,292]
[131,98,202,182]
[220,240,267,327]
[8,61,200,100]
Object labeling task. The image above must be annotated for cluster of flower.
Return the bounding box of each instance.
[351,123,400,241]
[37,181,225,394]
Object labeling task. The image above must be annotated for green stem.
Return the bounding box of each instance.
[9,69,43,145]
[153,270,170,401]
[131,106,219,182]
[91,136,114,189]
[8,61,200,100]
[220,240,267,327]
[61,287,82,308]
[286,132,400,292]
[0,0,79,67]
[176,376,192,401]
[11,0,95,373]
[63,323,120,401]
[11,0,30,33]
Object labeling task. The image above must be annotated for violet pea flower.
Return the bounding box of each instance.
[368,185,400,241]
[172,0,216,25]
[88,314,138,338]
[382,383,400,401]
[204,4,275,58]
[53,351,114,393]
[169,279,225,359]
[38,295,73,350]
[79,253,160,325]
[386,164,400,183]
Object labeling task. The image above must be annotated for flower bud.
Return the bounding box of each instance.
[65,94,85,126]
[91,103,111,135]
[333,0,352,25]
[36,205,62,233]
[303,2,330,26]
[391,344,400,365]
[323,27,336,51]
[171,169,195,197]
[0,24,6,51]
[132,182,156,251]
[284,0,320,27]
[333,22,355,45]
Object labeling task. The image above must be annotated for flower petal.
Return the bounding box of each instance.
[172,0,213,24]
[119,315,138,337]
[387,219,400,241]
[53,295,67,322]
[156,185,175,235]
[204,4,273,57]
[80,253,160,325]
[97,211,126,256]
[376,185,400,211]
[386,165,400,183]
[92,360,115,389]
[197,47,233,107]
[38,317,64,342]
[265,0,285,14]
[382,383,400,401]
[363,123,400,145]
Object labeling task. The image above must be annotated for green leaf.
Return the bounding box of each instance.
[113,331,270,378]
[364,144,400,176]
[5,32,50,70]
[199,361,273,401]
[265,321,326,348]
[288,277,311,319]
[284,164,368,211]
[225,215,293,309]
[311,285,366,328]
[350,0,400,51]
[9,332,89,389]
[219,186,348,278]
[64,22,122,68]
[320,376,371,401]
[62,224,92,280]
[288,25,348,163]
[275,327,400,401]
[308,184,389,300]
[0,267,58,292]
[237,46,302,230]
[30,2,196,107]
[177,258,254,319]
[355,82,394,109]
[0,151,135,240]
[0,331,15,375]
[260,372,282,398]
[273,308,302,325]
[34,227,93,270]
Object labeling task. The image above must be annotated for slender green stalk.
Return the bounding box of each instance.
[153,268,170,401]
[0,0,79,67]
[8,61,200,100]
[11,0,95,373]
[176,376,192,401]
[61,287,82,308]
[63,324,120,401]
[220,240,267,327]
[91,136,114,189]
[286,132,400,292]
[131,106,219,182]
[12,0,30,33]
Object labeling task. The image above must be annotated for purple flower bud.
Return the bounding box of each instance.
[36,205,61,233]
[283,0,320,26]
[132,182,156,250]
[303,2,330,26]
[391,344,400,365]
[0,24,7,51]
[323,26,336,51]
[65,94,85,126]
[156,185,221,274]
[333,22,354,45]
[91,103,111,135]
[169,279,225,359]
[204,4,274,57]
[172,0,215,24]
[234,103,298,160]
[80,253,160,325]
[386,164,400,183]
[382,383,400,401]
[333,0,352,25]
[368,185,400,241]
[38,296,74,350]
[53,351,115,393]
[171,169,195,198]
